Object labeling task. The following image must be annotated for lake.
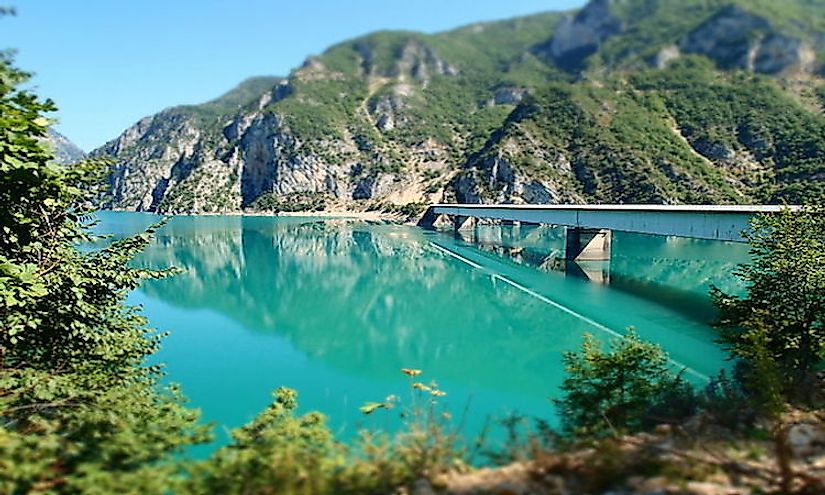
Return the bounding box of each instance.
[94,211,749,458]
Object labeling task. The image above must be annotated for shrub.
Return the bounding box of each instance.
[250,191,330,213]
[555,331,696,439]
[187,388,345,495]
[188,372,466,495]
[699,367,760,430]
[382,202,428,219]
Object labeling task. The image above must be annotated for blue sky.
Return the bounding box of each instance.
[4,1,583,151]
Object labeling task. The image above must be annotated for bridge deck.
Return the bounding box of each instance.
[421,204,797,242]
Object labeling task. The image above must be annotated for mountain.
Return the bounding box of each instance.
[95,0,825,213]
[43,128,86,165]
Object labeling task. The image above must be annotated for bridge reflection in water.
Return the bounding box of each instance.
[421,203,794,262]
[93,212,744,458]
[448,223,749,323]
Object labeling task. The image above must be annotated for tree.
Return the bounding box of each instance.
[0,55,208,494]
[555,331,695,439]
[712,206,825,404]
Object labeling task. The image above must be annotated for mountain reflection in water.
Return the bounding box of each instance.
[94,212,745,457]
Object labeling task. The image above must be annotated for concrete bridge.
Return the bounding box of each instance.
[418,204,797,261]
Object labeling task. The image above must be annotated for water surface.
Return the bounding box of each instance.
[95,212,748,458]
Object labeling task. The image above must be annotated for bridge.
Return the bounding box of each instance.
[418,204,798,261]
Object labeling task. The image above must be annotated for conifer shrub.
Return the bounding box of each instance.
[555,331,697,440]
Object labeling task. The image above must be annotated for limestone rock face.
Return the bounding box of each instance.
[489,87,528,106]
[99,96,357,213]
[352,173,396,200]
[368,85,412,131]
[234,111,360,207]
[654,45,681,69]
[43,129,86,165]
[754,33,816,74]
[680,5,813,74]
[533,0,624,70]
[356,37,458,84]
[451,149,574,206]
[451,172,482,204]
[101,109,203,211]
[95,37,464,214]
[92,0,824,213]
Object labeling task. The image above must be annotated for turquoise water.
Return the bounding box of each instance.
[94,212,749,458]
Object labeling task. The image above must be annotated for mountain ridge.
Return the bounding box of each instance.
[94,0,825,213]
[43,128,86,165]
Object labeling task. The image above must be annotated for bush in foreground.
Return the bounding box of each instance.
[555,331,696,440]
[0,56,208,494]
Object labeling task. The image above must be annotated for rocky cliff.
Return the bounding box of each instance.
[95,0,825,213]
[43,129,86,165]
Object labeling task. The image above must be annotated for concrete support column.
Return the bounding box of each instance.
[417,208,438,229]
[565,228,612,261]
[565,261,611,284]
[453,215,473,232]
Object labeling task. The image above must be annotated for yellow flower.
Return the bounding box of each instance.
[360,402,390,415]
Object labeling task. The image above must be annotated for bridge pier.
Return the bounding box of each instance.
[417,208,439,229]
[566,260,611,284]
[454,215,482,232]
[419,204,793,242]
[565,228,612,261]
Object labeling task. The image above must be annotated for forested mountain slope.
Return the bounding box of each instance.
[95,0,825,213]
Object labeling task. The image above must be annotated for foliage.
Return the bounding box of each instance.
[271,77,369,144]
[712,206,825,404]
[699,368,760,429]
[4,1,825,490]
[343,368,465,493]
[555,331,696,439]
[599,0,825,70]
[104,0,825,212]
[479,413,556,466]
[0,56,207,494]
[249,191,329,213]
[186,388,346,495]
[633,64,825,203]
[381,201,427,219]
[186,372,465,495]
[466,57,825,205]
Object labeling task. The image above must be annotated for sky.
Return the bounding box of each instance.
[3,0,584,151]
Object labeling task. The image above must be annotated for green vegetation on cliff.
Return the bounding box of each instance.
[98,0,824,213]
